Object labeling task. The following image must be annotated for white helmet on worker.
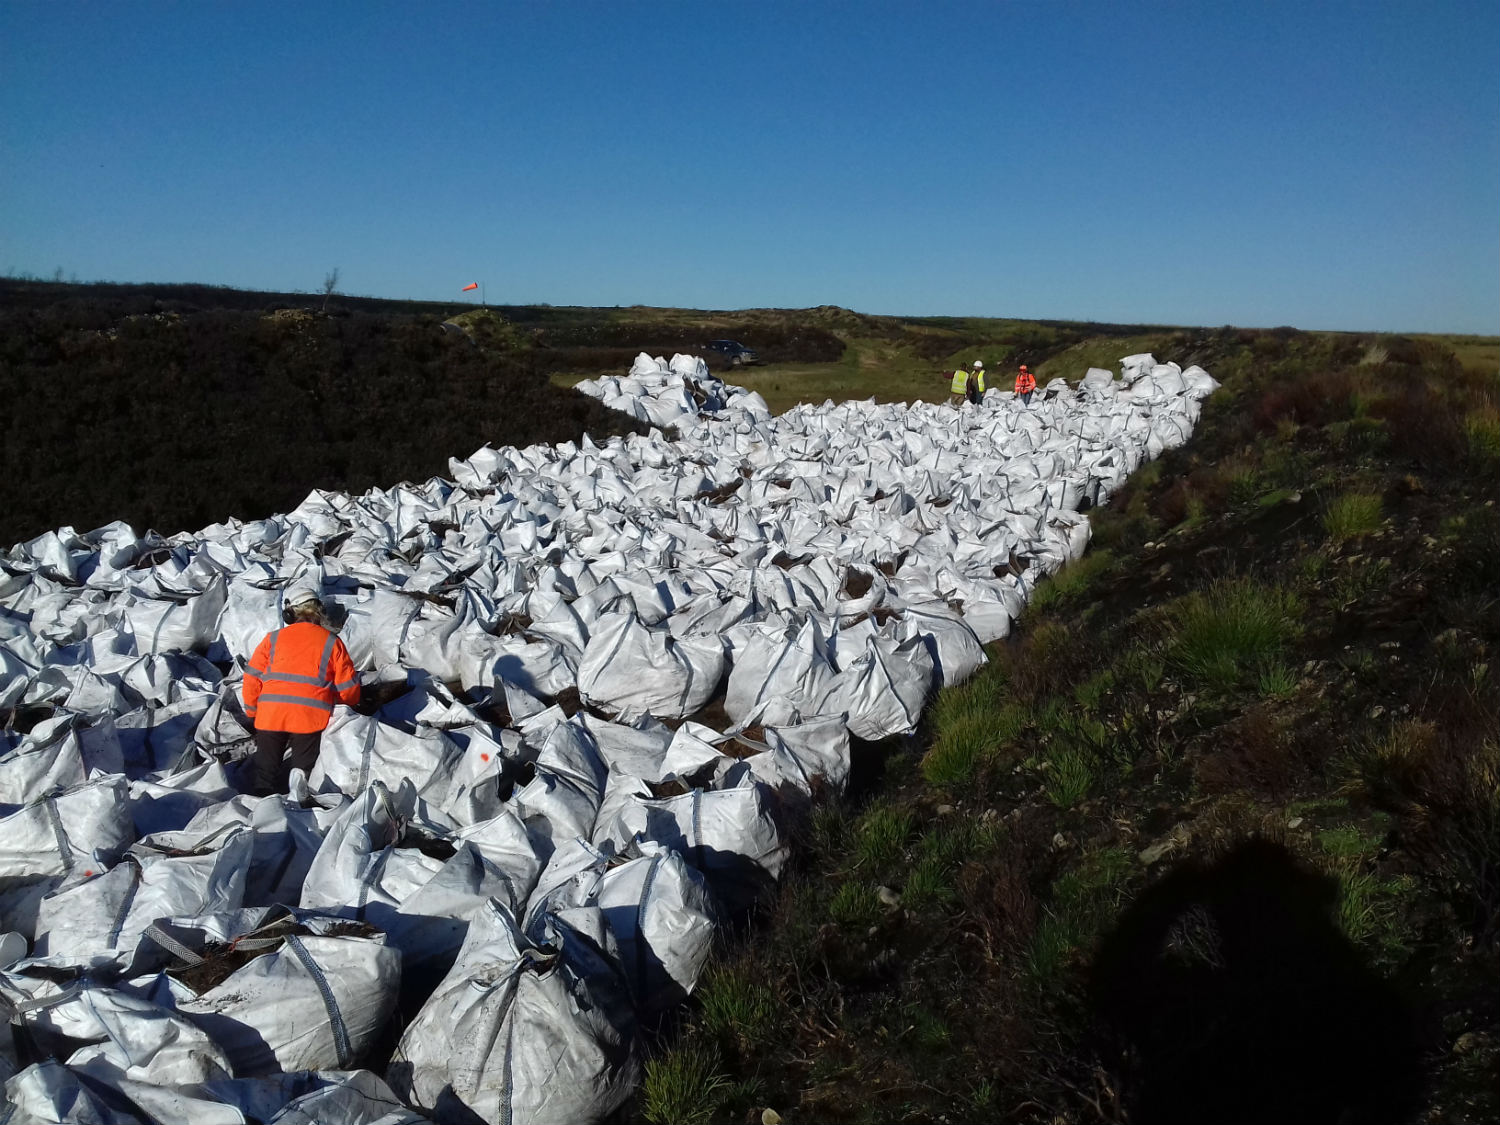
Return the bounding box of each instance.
[281,582,325,624]
[972,360,983,369]
[285,584,322,611]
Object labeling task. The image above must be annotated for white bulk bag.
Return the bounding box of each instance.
[1181,364,1221,397]
[127,760,237,836]
[20,982,234,1087]
[178,921,401,1076]
[0,720,122,809]
[0,776,136,938]
[336,589,421,671]
[265,1070,426,1124]
[524,842,716,1015]
[301,781,536,976]
[724,616,840,727]
[492,634,578,698]
[826,628,935,741]
[892,600,987,687]
[33,826,252,970]
[4,1059,156,1124]
[745,713,854,799]
[577,611,724,719]
[510,718,608,860]
[121,574,228,656]
[596,774,786,911]
[311,710,465,807]
[387,900,640,1125]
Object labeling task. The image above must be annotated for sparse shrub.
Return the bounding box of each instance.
[809,804,852,853]
[1332,556,1392,606]
[1073,668,1117,712]
[904,818,983,912]
[1120,643,1167,693]
[1329,859,1414,955]
[903,1004,953,1052]
[1024,847,1135,985]
[1007,620,1082,702]
[639,1042,731,1125]
[1464,403,1500,462]
[1194,705,1301,799]
[957,827,1042,956]
[1323,492,1382,542]
[922,711,997,787]
[1252,366,1356,432]
[1298,551,1330,586]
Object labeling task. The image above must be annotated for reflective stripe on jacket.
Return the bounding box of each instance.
[243,622,360,733]
[1015,371,1037,394]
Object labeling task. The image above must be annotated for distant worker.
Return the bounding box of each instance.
[242,586,360,795]
[1015,364,1037,406]
[950,360,984,406]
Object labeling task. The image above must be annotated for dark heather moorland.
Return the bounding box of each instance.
[2,280,1497,1124]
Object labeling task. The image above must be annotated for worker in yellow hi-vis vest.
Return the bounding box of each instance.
[950,360,984,406]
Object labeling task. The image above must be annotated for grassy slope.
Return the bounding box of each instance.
[627,330,1500,1125]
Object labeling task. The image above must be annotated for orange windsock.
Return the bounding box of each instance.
[461,282,479,292]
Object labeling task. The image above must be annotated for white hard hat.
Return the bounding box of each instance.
[972,360,984,369]
[285,584,322,611]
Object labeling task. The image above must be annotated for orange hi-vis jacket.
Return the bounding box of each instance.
[243,622,360,733]
[1015,370,1037,395]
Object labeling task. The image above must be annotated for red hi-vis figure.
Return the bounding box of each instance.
[461,282,479,292]
[1015,364,1037,406]
[243,587,360,795]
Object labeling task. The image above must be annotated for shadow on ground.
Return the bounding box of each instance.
[1088,840,1422,1125]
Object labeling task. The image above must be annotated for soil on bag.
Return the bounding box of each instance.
[170,918,381,994]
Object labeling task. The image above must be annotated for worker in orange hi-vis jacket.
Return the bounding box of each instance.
[1015,364,1037,406]
[242,586,360,795]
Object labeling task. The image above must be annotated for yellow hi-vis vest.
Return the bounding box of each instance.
[952,369,986,394]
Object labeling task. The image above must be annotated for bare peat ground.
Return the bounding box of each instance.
[624,331,1500,1125]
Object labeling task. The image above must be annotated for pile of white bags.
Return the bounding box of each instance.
[0,350,1216,1122]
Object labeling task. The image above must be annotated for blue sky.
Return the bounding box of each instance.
[3,1,1496,333]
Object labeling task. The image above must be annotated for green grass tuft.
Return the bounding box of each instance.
[1167,579,1302,693]
[829,881,884,929]
[854,803,915,871]
[698,963,780,1046]
[1025,847,1135,984]
[639,1042,731,1125]
[1257,660,1299,699]
[1323,491,1383,541]
[923,695,1029,787]
[1464,404,1500,462]
[1029,548,1115,613]
[1042,743,1097,808]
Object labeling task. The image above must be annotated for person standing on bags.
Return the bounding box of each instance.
[242,587,360,795]
[966,360,986,404]
[1015,364,1037,406]
[951,359,984,406]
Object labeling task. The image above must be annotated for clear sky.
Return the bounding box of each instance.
[3,1,1496,333]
